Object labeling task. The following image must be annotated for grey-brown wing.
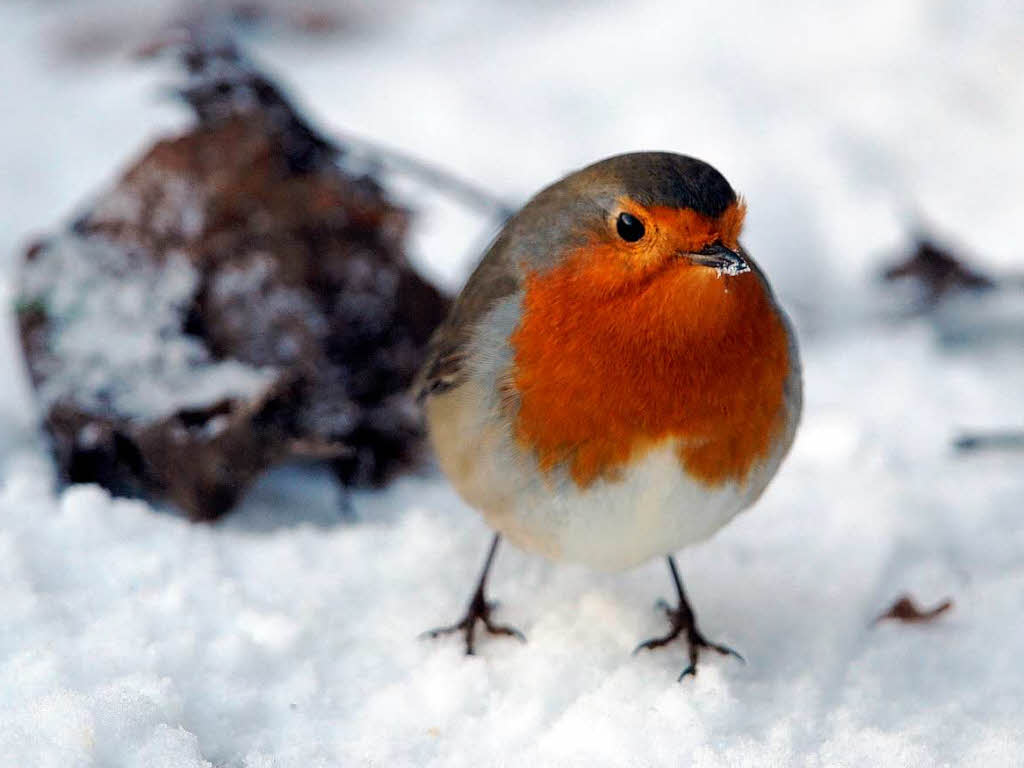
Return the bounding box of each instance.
[413,242,521,401]
[413,177,593,400]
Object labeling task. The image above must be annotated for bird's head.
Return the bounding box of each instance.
[504,152,751,291]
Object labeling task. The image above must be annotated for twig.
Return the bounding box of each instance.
[953,431,1024,453]
[334,130,517,222]
[144,21,516,222]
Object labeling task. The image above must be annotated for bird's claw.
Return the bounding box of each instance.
[421,595,525,655]
[634,599,744,680]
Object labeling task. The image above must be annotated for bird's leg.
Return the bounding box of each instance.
[421,533,525,655]
[633,555,744,680]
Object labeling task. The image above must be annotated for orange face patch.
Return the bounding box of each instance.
[612,199,746,272]
[509,202,790,489]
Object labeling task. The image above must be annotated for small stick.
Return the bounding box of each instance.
[953,431,1024,453]
[141,22,516,222]
[334,130,517,221]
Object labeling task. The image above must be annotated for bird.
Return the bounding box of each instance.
[415,151,802,679]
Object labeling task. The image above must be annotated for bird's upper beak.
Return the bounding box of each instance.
[685,243,750,276]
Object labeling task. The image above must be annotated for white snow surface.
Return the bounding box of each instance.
[2,1,1024,766]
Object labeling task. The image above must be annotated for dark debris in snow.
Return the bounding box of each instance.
[873,595,954,626]
[16,35,449,520]
[882,238,996,307]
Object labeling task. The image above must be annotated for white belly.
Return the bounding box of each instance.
[497,442,760,571]
[427,381,785,572]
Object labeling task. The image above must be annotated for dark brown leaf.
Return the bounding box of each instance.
[873,595,953,626]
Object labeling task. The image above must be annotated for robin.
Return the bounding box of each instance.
[416,152,802,679]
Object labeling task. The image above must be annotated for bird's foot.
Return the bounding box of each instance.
[633,598,744,680]
[421,589,525,655]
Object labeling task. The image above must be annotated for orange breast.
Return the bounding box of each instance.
[510,253,791,488]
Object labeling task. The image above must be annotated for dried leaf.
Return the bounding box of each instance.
[873,595,953,625]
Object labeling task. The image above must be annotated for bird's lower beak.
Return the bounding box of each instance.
[686,243,750,276]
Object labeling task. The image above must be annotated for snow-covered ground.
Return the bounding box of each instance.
[2,1,1024,765]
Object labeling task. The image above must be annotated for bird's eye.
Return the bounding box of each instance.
[616,212,645,242]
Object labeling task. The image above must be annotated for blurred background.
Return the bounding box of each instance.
[5,0,1024,298]
[1,1,1023,766]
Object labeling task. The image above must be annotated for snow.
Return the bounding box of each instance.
[2,1,1024,766]
[19,235,277,420]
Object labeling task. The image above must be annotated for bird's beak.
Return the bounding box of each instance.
[685,243,750,276]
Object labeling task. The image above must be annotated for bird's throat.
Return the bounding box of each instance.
[510,258,791,488]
